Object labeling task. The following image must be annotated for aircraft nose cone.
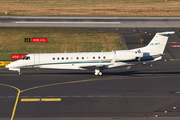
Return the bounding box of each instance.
[5,64,10,68]
[5,63,13,68]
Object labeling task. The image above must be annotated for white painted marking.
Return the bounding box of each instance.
[15,21,121,24]
[17,17,119,19]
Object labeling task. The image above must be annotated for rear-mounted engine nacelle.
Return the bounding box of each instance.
[115,50,143,61]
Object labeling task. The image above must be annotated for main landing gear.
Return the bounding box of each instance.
[94,69,103,76]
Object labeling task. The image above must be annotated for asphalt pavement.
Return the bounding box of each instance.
[0,17,180,120]
[1,16,180,27]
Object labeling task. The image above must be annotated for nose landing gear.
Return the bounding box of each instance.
[18,70,22,76]
[18,72,22,76]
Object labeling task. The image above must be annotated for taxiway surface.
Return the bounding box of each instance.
[0,27,180,120]
[1,61,180,120]
[1,16,180,27]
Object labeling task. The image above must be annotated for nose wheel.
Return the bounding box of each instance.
[18,72,22,76]
[18,70,22,76]
[94,69,103,76]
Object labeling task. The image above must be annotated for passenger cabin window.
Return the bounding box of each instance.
[98,56,100,59]
[66,57,68,60]
[77,57,79,60]
[62,57,64,60]
[82,57,84,59]
[93,57,95,59]
[57,57,59,60]
[103,56,106,59]
[53,58,55,60]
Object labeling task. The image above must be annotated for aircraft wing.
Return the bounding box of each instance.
[79,64,109,71]
[79,56,116,71]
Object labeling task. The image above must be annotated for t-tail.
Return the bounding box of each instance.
[130,31,175,63]
[5,31,175,76]
[131,31,175,55]
[139,31,175,55]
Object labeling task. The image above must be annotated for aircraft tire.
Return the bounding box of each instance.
[99,72,102,76]
[94,72,98,75]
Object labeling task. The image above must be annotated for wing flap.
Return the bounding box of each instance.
[79,56,116,71]
[79,64,109,71]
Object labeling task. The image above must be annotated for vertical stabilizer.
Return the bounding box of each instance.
[140,31,175,54]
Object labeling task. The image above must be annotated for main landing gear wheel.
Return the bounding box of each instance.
[99,72,102,76]
[94,69,103,76]
[95,72,99,75]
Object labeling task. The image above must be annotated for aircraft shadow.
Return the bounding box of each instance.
[22,69,180,76]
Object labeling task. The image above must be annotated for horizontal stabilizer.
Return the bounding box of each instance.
[158,31,175,35]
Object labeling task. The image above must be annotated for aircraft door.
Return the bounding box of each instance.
[34,54,40,65]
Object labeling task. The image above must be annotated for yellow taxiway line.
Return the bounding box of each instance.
[0,77,106,120]
[21,98,61,102]
[21,98,40,102]
[170,59,180,61]
[41,98,61,101]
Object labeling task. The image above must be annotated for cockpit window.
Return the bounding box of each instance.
[22,56,27,60]
[26,57,30,60]
[21,56,30,60]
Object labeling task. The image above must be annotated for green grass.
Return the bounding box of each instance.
[0,28,124,60]
[0,0,180,16]
[0,66,5,69]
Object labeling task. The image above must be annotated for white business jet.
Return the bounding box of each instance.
[6,31,175,76]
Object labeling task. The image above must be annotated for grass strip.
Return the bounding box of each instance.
[0,0,180,16]
[0,28,124,60]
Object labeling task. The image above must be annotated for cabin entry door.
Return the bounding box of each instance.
[34,54,40,65]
